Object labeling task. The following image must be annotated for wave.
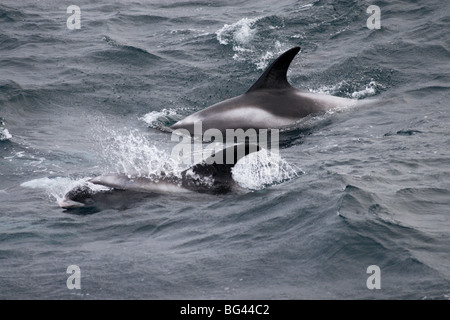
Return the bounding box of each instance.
[0,4,26,23]
[337,181,450,280]
[111,12,169,25]
[102,35,161,59]
[0,33,20,51]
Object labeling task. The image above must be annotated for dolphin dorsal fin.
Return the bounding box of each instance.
[203,143,261,166]
[181,143,261,194]
[246,46,300,93]
[186,143,261,177]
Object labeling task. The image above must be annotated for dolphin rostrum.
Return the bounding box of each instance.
[170,47,354,135]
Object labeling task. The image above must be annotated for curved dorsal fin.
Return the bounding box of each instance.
[246,46,300,92]
[181,143,261,194]
[187,143,261,177]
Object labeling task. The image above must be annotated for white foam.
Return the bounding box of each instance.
[215,17,287,70]
[216,17,259,46]
[309,81,349,96]
[0,128,12,141]
[351,81,381,99]
[95,127,182,178]
[183,168,214,188]
[310,80,382,99]
[139,108,181,128]
[298,3,314,11]
[232,150,302,190]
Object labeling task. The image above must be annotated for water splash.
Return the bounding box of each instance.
[96,127,181,178]
[216,17,259,47]
[215,17,288,70]
[254,41,284,70]
[232,149,302,190]
[0,128,12,141]
[351,81,382,99]
[0,118,12,141]
[139,108,183,130]
[310,80,382,99]
[94,126,301,191]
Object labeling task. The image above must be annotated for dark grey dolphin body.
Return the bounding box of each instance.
[170,47,355,135]
[59,144,260,209]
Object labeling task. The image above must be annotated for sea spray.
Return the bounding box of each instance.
[232,150,302,190]
[95,127,182,178]
[215,17,288,70]
[139,108,184,130]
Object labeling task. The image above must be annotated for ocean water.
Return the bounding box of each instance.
[1,0,449,299]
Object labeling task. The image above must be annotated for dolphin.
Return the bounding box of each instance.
[170,47,355,135]
[58,143,260,209]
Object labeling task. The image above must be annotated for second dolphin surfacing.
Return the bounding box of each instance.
[59,144,261,209]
